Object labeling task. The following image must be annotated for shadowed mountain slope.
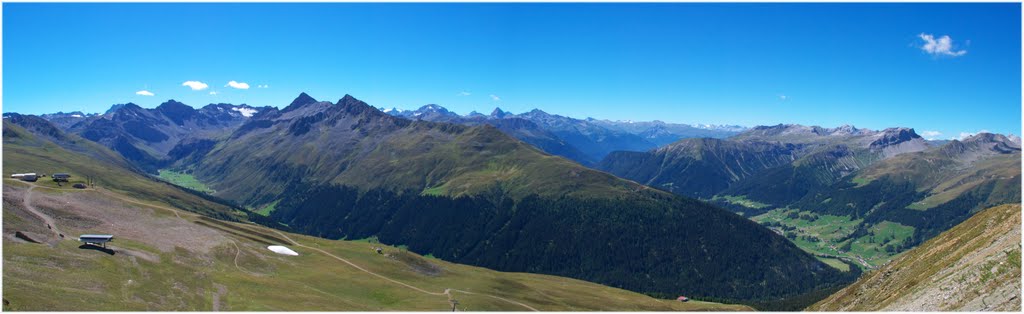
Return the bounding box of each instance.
[179,93,854,306]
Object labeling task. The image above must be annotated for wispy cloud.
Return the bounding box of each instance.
[490,94,501,101]
[458,91,471,96]
[209,91,219,95]
[956,129,990,140]
[920,130,942,140]
[919,33,967,57]
[226,81,250,89]
[778,94,788,101]
[182,81,209,91]
[257,84,269,89]
[135,90,155,96]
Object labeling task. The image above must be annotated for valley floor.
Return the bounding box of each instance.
[1,179,750,311]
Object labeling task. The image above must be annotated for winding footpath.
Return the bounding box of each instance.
[18,184,64,241]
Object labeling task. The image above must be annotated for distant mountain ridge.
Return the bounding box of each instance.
[600,125,931,201]
[27,101,272,173]
[385,103,745,165]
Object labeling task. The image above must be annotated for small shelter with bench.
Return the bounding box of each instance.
[52,173,71,182]
[78,234,114,248]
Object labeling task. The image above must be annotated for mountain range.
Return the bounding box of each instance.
[11,94,855,309]
[10,92,1019,310]
[386,104,744,165]
[600,122,1021,269]
[2,114,753,311]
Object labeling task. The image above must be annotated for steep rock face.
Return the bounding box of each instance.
[809,204,1021,311]
[869,128,929,158]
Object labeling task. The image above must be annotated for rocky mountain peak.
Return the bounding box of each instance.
[156,100,198,126]
[869,127,921,148]
[105,103,131,115]
[831,124,861,136]
[961,132,1022,151]
[490,107,509,118]
[282,92,319,113]
[418,104,447,112]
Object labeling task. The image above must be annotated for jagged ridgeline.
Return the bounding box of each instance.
[171,93,855,307]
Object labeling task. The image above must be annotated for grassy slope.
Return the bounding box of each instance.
[2,120,748,311]
[196,101,653,206]
[808,204,1021,311]
[3,123,242,219]
[1,183,748,311]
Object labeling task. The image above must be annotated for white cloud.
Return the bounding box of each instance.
[778,94,788,101]
[226,81,250,89]
[956,129,990,140]
[135,90,155,96]
[182,81,209,90]
[920,130,942,140]
[209,91,219,95]
[458,91,471,96]
[257,84,269,89]
[231,107,257,117]
[919,33,967,57]
[490,94,501,101]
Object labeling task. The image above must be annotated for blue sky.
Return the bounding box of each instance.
[3,3,1020,139]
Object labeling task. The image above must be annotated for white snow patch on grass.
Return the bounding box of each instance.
[268,245,298,256]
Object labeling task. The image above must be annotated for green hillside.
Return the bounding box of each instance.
[3,120,242,220]
[601,124,1021,270]
[1,172,749,311]
[182,94,854,306]
[808,204,1021,311]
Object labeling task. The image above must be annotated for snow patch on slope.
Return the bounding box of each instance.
[267,245,298,256]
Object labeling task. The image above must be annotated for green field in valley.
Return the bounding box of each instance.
[712,194,771,209]
[157,169,215,194]
[254,200,280,216]
[752,208,914,270]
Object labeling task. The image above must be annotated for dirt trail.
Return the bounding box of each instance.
[230,241,260,276]
[268,230,539,311]
[19,185,64,241]
[211,283,227,311]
